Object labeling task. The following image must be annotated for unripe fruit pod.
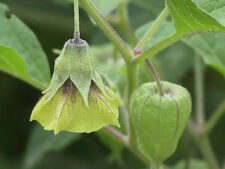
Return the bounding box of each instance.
[130,81,191,166]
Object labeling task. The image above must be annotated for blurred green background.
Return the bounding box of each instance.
[0,0,224,169]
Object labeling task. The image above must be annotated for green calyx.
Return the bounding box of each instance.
[44,38,108,107]
[130,81,191,165]
[31,38,121,134]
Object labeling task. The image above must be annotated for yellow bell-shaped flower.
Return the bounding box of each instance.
[30,38,120,134]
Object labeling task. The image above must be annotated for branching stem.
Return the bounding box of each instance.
[203,100,225,135]
[136,7,169,50]
[70,1,222,168]
[80,0,133,62]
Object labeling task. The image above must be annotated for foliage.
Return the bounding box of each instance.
[0,4,50,89]
[0,0,224,169]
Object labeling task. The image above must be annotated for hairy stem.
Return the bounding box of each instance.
[80,0,133,62]
[74,0,80,39]
[145,59,164,96]
[136,7,169,50]
[203,100,225,135]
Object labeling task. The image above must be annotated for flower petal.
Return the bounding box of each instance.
[30,89,65,131]
[55,86,120,134]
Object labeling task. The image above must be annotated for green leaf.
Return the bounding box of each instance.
[166,0,225,34]
[131,0,164,16]
[167,0,225,75]
[198,0,225,27]
[184,32,225,77]
[183,0,225,77]
[23,125,81,169]
[170,159,209,169]
[136,20,175,50]
[0,3,50,90]
[136,0,225,77]
[92,0,123,16]
[136,0,225,48]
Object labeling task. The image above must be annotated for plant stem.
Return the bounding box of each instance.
[80,0,133,62]
[103,126,128,144]
[190,54,221,168]
[118,2,137,46]
[187,121,220,169]
[132,34,182,64]
[126,62,139,98]
[74,0,80,39]
[187,54,221,169]
[126,62,140,157]
[103,126,151,166]
[194,53,205,127]
[145,59,164,96]
[203,100,225,135]
[80,0,151,165]
[136,7,169,50]
[126,64,138,145]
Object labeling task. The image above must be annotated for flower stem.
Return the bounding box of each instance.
[74,0,80,39]
[145,59,164,96]
[136,7,169,50]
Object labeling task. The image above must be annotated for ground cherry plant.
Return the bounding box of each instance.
[0,0,225,169]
